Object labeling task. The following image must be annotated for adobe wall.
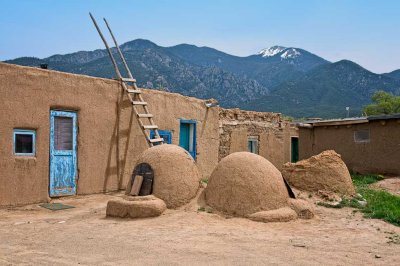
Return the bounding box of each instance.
[299,120,400,175]
[117,88,220,189]
[0,63,219,206]
[218,108,298,170]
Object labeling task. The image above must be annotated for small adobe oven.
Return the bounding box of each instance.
[124,144,200,209]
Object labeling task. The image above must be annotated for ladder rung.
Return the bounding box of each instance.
[143,125,158,130]
[121,78,137,83]
[149,138,164,143]
[137,114,153,118]
[132,101,147,105]
[127,89,141,94]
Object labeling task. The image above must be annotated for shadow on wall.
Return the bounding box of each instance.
[103,88,130,191]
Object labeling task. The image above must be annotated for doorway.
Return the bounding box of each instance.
[291,137,299,163]
[179,120,196,159]
[49,110,78,197]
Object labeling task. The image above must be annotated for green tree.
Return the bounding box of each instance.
[363,90,400,115]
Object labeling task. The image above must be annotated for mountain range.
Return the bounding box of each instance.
[5,39,400,118]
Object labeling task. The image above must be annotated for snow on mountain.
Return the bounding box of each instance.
[280,48,301,59]
[258,46,302,60]
[258,46,286,57]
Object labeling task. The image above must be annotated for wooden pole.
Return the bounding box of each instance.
[89,13,122,78]
[103,18,134,80]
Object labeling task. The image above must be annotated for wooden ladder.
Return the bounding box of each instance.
[89,13,163,147]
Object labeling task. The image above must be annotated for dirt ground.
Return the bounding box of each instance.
[372,177,400,196]
[0,192,399,266]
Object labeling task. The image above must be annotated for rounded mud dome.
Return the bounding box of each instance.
[205,152,290,217]
[134,144,200,209]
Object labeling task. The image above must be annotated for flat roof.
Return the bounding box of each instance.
[297,113,400,127]
[367,113,400,121]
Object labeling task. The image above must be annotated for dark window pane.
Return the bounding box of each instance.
[354,130,370,143]
[54,117,73,150]
[248,136,259,154]
[15,134,33,154]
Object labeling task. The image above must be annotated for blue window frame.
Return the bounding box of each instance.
[150,130,172,145]
[179,119,197,159]
[13,129,36,156]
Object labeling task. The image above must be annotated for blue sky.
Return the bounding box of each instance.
[0,0,399,73]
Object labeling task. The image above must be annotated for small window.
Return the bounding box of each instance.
[354,130,370,143]
[13,129,36,156]
[150,130,172,145]
[248,136,259,154]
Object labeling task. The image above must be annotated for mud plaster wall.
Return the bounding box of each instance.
[0,63,219,206]
[299,120,400,175]
[118,87,220,189]
[218,108,298,170]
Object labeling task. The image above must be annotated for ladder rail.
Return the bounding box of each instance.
[102,17,163,142]
[89,13,122,79]
[89,13,163,147]
[103,18,134,80]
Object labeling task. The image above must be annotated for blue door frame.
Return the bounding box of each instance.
[49,110,78,197]
[179,119,196,159]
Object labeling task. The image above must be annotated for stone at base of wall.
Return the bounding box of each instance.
[287,198,314,219]
[106,195,166,218]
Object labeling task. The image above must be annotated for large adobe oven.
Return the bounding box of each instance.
[205,152,290,216]
[204,152,314,222]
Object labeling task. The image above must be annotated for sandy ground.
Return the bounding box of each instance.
[0,192,399,266]
[372,177,400,196]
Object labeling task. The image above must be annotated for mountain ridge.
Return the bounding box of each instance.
[4,39,400,118]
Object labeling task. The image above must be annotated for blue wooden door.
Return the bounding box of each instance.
[179,123,190,150]
[50,111,77,197]
[179,120,196,159]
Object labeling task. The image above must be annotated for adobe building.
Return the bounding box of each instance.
[298,115,400,175]
[218,108,299,168]
[0,62,297,206]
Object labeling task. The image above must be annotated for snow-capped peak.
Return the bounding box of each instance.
[258,46,286,57]
[280,48,301,59]
[258,46,302,59]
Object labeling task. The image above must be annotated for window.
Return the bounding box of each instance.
[54,116,73,150]
[248,136,259,154]
[13,129,36,156]
[354,130,370,143]
[150,130,172,145]
[179,120,196,159]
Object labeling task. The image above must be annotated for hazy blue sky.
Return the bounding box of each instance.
[0,0,399,73]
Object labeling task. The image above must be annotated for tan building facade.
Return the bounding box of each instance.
[298,115,400,175]
[218,108,298,170]
[0,63,295,206]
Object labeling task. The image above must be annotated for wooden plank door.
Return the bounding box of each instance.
[179,120,196,159]
[49,110,78,197]
[179,123,190,151]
